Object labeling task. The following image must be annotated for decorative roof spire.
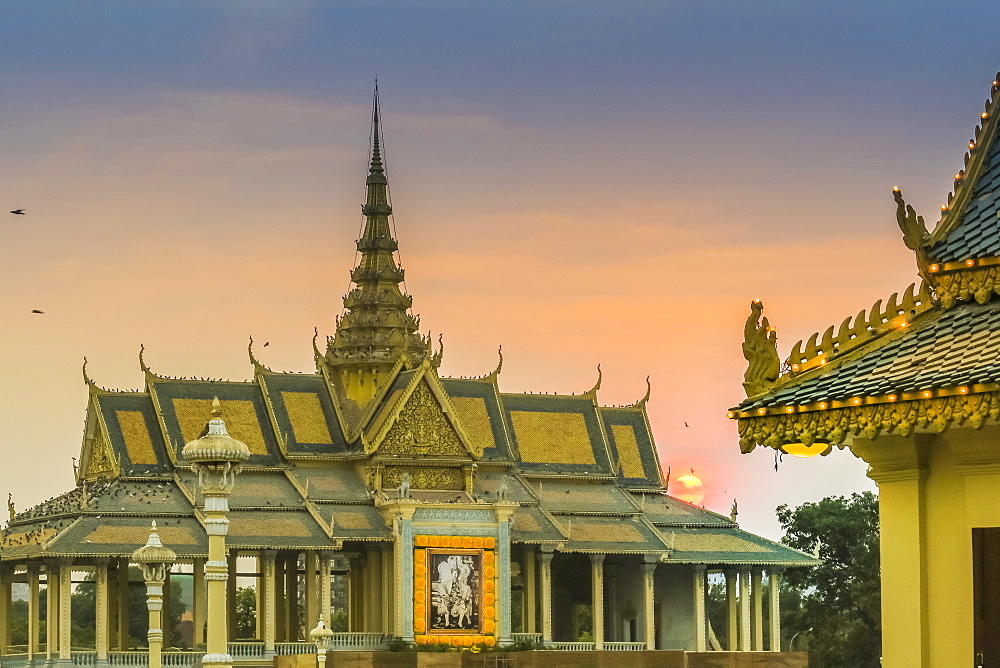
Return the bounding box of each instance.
[322,84,433,377]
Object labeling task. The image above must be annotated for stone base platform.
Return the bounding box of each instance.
[276,651,807,668]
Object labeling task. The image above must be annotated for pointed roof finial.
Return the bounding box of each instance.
[370,79,383,176]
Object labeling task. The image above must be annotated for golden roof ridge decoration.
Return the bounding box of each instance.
[623,377,652,409]
[248,335,276,374]
[740,283,935,400]
[927,73,1000,244]
[443,346,504,382]
[741,300,780,397]
[580,364,602,401]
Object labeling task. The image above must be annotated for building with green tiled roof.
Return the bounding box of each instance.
[731,72,1000,668]
[0,91,813,665]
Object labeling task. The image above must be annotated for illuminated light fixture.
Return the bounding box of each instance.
[983,112,990,119]
[782,442,829,459]
[757,408,767,415]
[851,398,862,405]
[791,364,800,371]
[930,264,940,272]
[955,173,963,180]
[888,394,898,402]
[966,259,976,267]
[892,185,900,192]
[970,142,977,149]
[820,358,828,365]
[959,386,969,394]
[818,402,828,410]
[752,299,762,304]
[727,411,735,418]
[922,390,933,398]
[900,322,909,328]
[785,406,795,413]
[993,80,998,86]
[941,205,949,211]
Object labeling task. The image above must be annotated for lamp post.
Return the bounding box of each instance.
[309,618,333,668]
[132,522,177,668]
[182,398,250,668]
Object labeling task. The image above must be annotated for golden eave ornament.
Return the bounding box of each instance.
[742,300,780,398]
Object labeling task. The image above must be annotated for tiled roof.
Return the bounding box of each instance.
[293,468,372,503]
[440,378,514,461]
[930,128,1000,263]
[96,394,172,473]
[660,526,819,566]
[556,514,668,554]
[259,372,351,455]
[176,471,304,509]
[510,507,566,543]
[636,493,737,528]
[149,379,283,466]
[322,504,390,541]
[741,301,1000,408]
[599,407,665,489]
[227,509,332,548]
[474,471,535,504]
[47,517,208,558]
[502,394,613,476]
[528,480,638,515]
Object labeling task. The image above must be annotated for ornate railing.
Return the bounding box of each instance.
[275,642,314,655]
[510,633,542,645]
[604,642,646,651]
[547,642,596,651]
[72,651,97,665]
[228,642,266,659]
[329,633,386,650]
[2,653,31,668]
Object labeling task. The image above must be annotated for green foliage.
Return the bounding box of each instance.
[777,491,881,668]
[233,586,257,640]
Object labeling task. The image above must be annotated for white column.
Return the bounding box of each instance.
[538,552,554,644]
[589,555,605,650]
[192,558,206,649]
[769,568,782,651]
[725,569,738,651]
[751,568,764,650]
[261,552,276,658]
[523,547,537,634]
[27,565,40,664]
[95,560,110,667]
[116,562,130,651]
[45,562,59,665]
[738,567,751,652]
[692,566,707,652]
[304,552,319,632]
[319,552,333,631]
[641,562,656,650]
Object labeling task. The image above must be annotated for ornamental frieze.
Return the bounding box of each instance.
[383,466,463,490]
[380,383,466,457]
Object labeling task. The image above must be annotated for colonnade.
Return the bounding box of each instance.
[0,546,396,659]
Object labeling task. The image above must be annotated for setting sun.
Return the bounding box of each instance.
[673,474,706,505]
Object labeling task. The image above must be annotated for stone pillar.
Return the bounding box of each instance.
[496,506,514,646]
[692,566,707,652]
[725,569,738,651]
[523,546,537,634]
[285,554,299,641]
[45,562,59,665]
[27,564,40,664]
[58,561,72,665]
[751,568,764,650]
[589,555,605,650]
[538,552,554,644]
[117,561,130,650]
[163,571,173,649]
[226,554,237,640]
[94,560,110,668]
[364,548,380,632]
[0,566,11,656]
[399,511,415,643]
[738,567,751,652]
[203,495,234,664]
[605,563,618,642]
[304,552,319,632]
[768,568,782,651]
[192,558,206,649]
[641,562,656,650]
[261,551,277,659]
[381,545,394,635]
[319,553,333,634]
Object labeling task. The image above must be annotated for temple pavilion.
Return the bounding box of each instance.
[0,93,814,665]
[732,72,1000,668]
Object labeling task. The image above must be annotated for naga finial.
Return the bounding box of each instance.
[742,300,780,397]
[7,493,14,521]
[582,364,602,399]
[893,187,934,285]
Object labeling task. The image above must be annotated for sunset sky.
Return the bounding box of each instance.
[1,1,997,539]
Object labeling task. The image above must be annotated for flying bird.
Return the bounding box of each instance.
[263,341,270,347]
[10,209,25,215]
[684,422,690,427]
[31,309,44,314]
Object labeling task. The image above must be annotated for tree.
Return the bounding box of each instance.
[233,586,257,640]
[777,491,881,668]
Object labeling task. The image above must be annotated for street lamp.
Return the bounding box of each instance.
[183,398,250,668]
[132,522,177,668]
[310,617,334,668]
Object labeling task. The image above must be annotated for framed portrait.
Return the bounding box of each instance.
[425,549,483,634]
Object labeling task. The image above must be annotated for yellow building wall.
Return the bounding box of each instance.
[852,426,1000,668]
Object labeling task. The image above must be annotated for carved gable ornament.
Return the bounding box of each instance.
[86,424,117,478]
[378,382,469,457]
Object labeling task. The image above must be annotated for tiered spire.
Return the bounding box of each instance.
[322,86,434,390]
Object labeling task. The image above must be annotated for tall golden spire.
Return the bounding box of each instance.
[321,84,434,404]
